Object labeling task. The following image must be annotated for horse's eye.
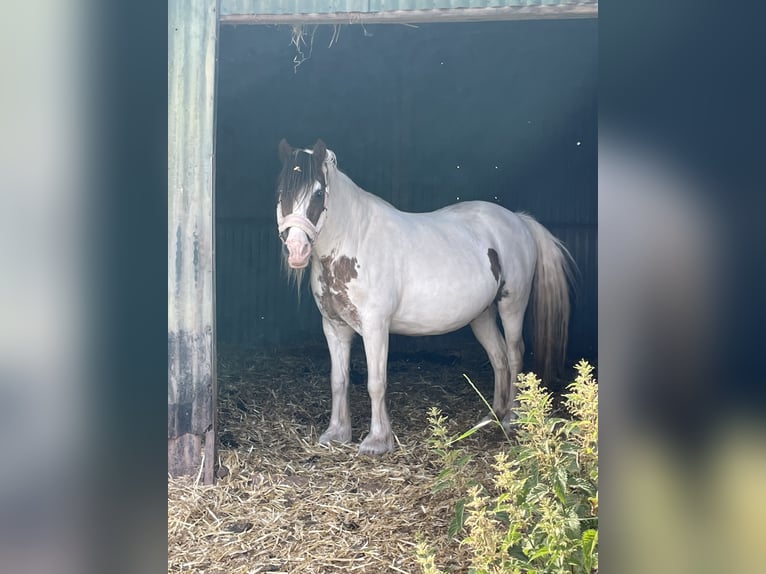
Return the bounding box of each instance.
[314,188,324,198]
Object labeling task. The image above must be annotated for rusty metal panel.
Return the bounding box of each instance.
[168,0,219,481]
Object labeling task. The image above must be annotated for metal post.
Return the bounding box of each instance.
[168,0,219,483]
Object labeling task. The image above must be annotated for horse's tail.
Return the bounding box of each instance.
[518,213,577,385]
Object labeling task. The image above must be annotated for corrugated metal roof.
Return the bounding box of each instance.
[220,0,598,21]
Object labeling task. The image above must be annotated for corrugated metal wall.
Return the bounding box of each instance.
[221,0,598,18]
[215,20,596,361]
[216,220,324,346]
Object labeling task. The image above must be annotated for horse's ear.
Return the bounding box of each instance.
[279,138,292,164]
[312,139,327,165]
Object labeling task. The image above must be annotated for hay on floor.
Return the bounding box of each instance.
[168,344,510,573]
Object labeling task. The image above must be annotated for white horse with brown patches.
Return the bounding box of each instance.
[276,139,574,455]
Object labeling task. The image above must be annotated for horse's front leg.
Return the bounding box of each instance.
[359,323,395,455]
[319,318,356,445]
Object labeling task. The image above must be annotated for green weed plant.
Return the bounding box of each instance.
[418,360,598,574]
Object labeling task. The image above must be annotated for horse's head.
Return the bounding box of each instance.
[276,139,334,269]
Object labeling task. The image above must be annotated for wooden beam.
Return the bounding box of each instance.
[220,5,598,25]
[168,0,219,484]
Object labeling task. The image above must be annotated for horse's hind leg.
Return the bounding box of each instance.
[497,297,529,427]
[470,305,512,420]
[319,318,356,445]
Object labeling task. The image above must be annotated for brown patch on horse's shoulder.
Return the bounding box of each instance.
[487,248,501,282]
[333,256,358,283]
[317,254,360,327]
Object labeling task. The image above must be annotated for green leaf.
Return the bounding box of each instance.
[450,418,495,444]
[553,466,569,505]
[455,453,473,469]
[493,510,510,526]
[508,546,531,563]
[515,449,537,465]
[581,528,598,572]
[528,545,552,562]
[526,482,549,505]
[436,468,453,482]
[448,499,466,539]
[432,479,453,494]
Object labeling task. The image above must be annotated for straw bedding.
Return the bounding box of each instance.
[168,343,510,573]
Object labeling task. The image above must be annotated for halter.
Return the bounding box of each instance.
[278,208,326,243]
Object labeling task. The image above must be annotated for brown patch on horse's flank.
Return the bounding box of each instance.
[495,280,508,303]
[487,248,501,282]
[318,254,361,327]
[488,248,507,301]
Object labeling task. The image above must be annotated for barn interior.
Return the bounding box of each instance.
[170,18,597,573]
[215,20,597,364]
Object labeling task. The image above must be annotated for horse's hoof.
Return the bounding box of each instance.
[499,414,520,438]
[358,434,394,456]
[319,426,352,445]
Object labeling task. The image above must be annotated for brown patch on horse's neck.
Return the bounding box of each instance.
[317,254,360,328]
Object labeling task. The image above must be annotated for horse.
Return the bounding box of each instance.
[276,139,574,455]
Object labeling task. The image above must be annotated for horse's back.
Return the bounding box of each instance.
[427,201,532,241]
[376,200,537,285]
[363,200,538,335]
[423,201,537,271]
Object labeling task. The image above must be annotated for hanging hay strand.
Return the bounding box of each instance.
[168,344,509,573]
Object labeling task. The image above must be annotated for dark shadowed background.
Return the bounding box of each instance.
[214,20,597,363]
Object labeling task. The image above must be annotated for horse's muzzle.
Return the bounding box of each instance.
[285,234,311,268]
